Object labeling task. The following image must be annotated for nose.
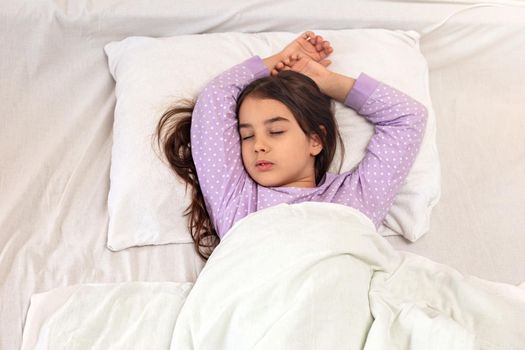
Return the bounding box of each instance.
[254,137,270,153]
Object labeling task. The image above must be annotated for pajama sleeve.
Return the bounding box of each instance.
[190,55,269,231]
[340,73,428,228]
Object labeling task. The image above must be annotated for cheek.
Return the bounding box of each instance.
[284,135,305,153]
[240,145,250,163]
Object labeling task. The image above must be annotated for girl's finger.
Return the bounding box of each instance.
[303,31,314,40]
[320,59,332,67]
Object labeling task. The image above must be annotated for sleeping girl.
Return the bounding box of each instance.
[155,31,428,261]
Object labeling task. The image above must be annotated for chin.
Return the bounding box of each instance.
[255,178,275,187]
[252,175,280,188]
[246,167,283,187]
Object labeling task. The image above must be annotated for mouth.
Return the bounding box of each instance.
[256,162,274,171]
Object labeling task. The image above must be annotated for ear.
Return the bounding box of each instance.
[310,126,326,156]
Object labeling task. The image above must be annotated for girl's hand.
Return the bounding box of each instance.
[275,52,332,91]
[270,31,333,76]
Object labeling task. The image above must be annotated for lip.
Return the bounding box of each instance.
[256,162,274,171]
[255,160,273,166]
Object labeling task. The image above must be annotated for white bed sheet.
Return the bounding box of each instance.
[389,9,525,285]
[1,1,524,349]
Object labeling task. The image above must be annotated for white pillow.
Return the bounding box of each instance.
[103,29,440,251]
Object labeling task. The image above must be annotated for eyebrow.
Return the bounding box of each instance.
[238,116,290,129]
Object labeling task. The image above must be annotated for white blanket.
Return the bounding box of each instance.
[170,202,525,349]
[22,202,525,349]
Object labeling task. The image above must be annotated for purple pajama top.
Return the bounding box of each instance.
[191,55,428,240]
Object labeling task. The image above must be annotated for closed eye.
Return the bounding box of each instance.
[241,131,284,141]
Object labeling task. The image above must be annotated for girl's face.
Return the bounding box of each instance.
[238,96,323,188]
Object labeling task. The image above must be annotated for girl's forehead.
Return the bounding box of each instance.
[239,97,294,119]
[242,96,286,108]
[238,115,292,131]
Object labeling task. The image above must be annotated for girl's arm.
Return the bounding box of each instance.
[338,73,428,229]
[318,71,356,104]
[263,54,285,75]
[277,55,428,228]
[191,56,269,238]
[277,52,354,103]
[277,53,428,228]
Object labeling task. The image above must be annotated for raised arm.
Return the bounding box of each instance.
[340,72,428,228]
[190,56,269,235]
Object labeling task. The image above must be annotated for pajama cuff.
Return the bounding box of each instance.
[344,72,380,111]
[244,55,270,80]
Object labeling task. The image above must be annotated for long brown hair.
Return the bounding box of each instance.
[154,69,345,261]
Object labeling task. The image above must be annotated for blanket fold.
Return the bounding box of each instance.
[170,202,525,349]
[22,202,525,349]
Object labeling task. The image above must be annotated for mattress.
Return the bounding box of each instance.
[1,1,524,349]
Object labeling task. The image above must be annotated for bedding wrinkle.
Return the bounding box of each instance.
[171,202,525,349]
[0,23,127,344]
[372,252,525,347]
[4,3,524,349]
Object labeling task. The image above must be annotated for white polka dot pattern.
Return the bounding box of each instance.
[191,56,428,239]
